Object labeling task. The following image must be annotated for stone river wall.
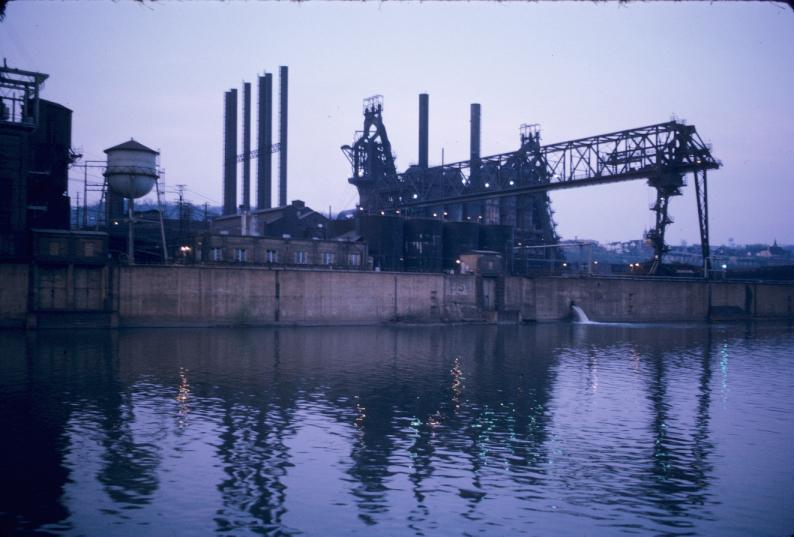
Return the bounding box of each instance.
[1,263,792,328]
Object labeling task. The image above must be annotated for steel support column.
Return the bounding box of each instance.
[694,168,711,277]
[647,189,673,274]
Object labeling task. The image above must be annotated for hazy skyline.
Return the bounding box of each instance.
[2,2,792,244]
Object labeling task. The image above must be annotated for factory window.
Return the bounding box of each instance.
[234,248,247,263]
[294,251,307,264]
[266,249,278,263]
[322,252,334,265]
[211,247,223,262]
[348,253,361,267]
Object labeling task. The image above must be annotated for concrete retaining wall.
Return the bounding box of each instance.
[2,262,792,328]
[117,265,279,326]
[507,276,794,322]
[520,277,711,322]
[0,264,28,326]
[116,266,483,326]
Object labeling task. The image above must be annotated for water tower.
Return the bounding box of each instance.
[104,139,168,263]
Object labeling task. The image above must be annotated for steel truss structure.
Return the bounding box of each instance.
[343,97,720,274]
[0,62,48,128]
[230,143,281,164]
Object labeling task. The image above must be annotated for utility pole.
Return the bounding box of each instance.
[82,163,88,227]
[176,184,186,245]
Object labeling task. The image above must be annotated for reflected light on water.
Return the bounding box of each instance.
[0,323,792,537]
[451,356,464,413]
[176,367,190,428]
[720,342,730,402]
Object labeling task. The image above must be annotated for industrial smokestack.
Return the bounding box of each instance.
[278,66,288,207]
[223,89,238,215]
[419,93,429,168]
[257,73,273,210]
[242,82,251,211]
[470,103,481,167]
[468,103,483,219]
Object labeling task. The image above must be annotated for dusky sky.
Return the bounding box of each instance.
[2,1,792,244]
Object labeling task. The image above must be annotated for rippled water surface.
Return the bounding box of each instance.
[1,323,793,536]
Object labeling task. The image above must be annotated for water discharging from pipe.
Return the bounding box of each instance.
[571,304,594,324]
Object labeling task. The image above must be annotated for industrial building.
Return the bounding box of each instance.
[190,232,367,270]
[343,95,557,275]
[211,200,329,240]
[342,93,720,276]
[0,63,73,260]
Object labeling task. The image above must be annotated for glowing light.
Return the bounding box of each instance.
[412,193,418,199]
[721,264,728,269]
[380,211,385,216]
[455,259,461,264]
[484,182,490,188]
[509,180,515,186]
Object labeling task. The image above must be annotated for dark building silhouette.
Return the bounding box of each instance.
[0,95,72,260]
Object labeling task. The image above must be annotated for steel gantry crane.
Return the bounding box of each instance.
[343,96,720,275]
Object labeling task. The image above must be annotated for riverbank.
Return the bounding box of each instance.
[1,263,792,328]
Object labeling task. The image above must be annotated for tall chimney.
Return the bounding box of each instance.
[242,82,251,211]
[257,73,273,210]
[470,103,481,167]
[470,103,481,184]
[278,66,288,207]
[223,89,238,215]
[418,93,429,168]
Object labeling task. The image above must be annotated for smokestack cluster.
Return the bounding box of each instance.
[222,66,288,215]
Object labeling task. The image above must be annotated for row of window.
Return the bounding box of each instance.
[209,247,361,266]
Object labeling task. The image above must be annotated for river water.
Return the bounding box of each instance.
[1,322,792,536]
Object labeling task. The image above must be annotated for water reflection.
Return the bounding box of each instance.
[642,337,714,527]
[0,322,791,536]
